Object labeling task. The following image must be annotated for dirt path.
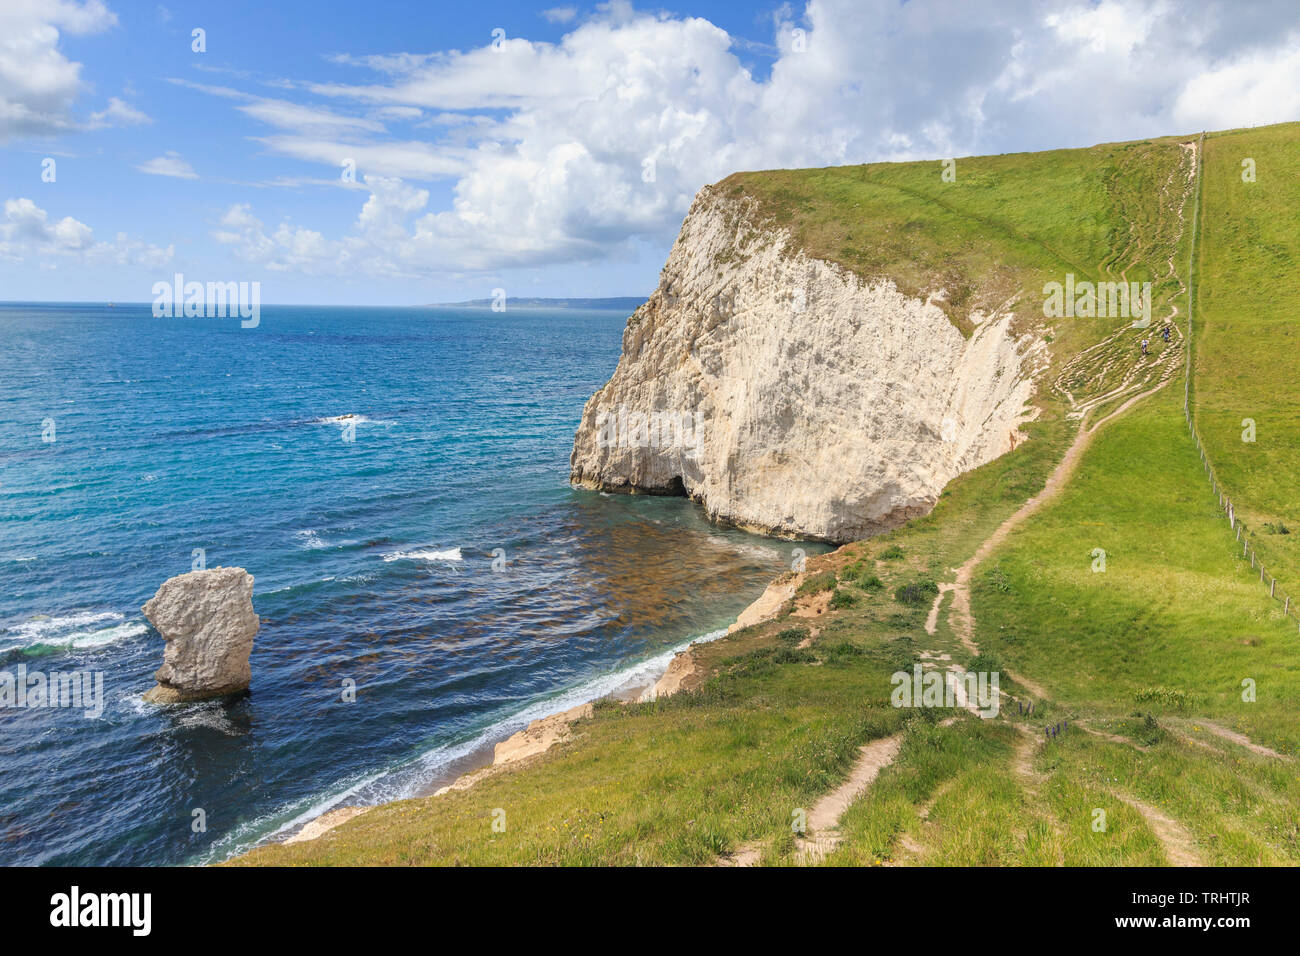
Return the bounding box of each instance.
[795,733,904,863]
[1183,719,1285,759]
[723,732,904,867]
[1011,726,1043,784]
[1115,793,1205,866]
[928,347,1181,705]
[924,583,954,635]
[1075,718,1151,751]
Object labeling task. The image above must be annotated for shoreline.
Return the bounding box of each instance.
[262,618,753,851]
[269,573,803,850]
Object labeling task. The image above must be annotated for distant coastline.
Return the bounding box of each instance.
[426,296,647,310]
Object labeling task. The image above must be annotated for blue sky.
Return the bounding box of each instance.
[2,0,1298,304]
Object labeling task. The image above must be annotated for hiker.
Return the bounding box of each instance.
[1162,325,1171,342]
[1141,338,1149,355]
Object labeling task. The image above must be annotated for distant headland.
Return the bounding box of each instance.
[426,296,647,310]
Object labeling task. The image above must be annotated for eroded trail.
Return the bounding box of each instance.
[1177,718,1285,760]
[724,732,904,867]
[912,142,1199,863]
[794,733,904,863]
[727,142,1219,869]
[1116,794,1205,867]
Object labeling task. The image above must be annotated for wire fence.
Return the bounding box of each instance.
[1182,131,1300,634]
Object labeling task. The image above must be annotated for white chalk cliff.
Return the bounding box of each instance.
[570,186,1048,543]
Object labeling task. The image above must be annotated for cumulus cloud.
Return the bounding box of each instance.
[213,179,480,276]
[1173,32,1300,130]
[136,151,198,179]
[0,0,118,140]
[0,197,172,266]
[201,0,1300,277]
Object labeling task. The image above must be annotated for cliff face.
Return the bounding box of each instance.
[570,186,1048,543]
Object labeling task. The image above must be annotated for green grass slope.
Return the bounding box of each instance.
[1193,122,1300,600]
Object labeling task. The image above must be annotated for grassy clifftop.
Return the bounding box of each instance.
[236,122,1300,867]
[721,137,1190,340]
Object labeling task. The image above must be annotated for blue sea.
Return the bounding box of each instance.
[0,302,819,866]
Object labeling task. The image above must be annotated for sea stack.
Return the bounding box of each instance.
[141,567,259,704]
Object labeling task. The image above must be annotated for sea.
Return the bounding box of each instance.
[0,302,819,866]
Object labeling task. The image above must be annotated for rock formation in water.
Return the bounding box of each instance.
[141,567,259,703]
[570,185,1048,542]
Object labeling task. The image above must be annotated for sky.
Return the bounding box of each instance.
[2,0,1299,305]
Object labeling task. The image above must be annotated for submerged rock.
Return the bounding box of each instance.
[141,567,259,704]
[570,186,1048,543]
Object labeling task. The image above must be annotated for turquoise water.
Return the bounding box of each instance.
[0,302,816,866]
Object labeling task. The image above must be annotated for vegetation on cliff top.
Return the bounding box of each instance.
[721,135,1190,345]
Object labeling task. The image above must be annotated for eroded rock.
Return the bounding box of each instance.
[141,567,259,704]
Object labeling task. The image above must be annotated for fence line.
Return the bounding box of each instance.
[1182,132,1300,634]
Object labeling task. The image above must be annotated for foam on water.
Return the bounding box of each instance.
[1,612,147,653]
[382,547,463,562]
[295,529,327,550]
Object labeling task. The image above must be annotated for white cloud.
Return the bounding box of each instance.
[89,96,152,127]
[0,196,172,266]
[541,7,578,24]
[0,0,117,140]
[214,179,452,276]
[167,78,387,134]
[251,134,469,179]
[1173,33,1300,130]
[200,0,1300,278]
[136,151,198,179]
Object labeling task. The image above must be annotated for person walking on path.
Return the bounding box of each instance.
[1141,338,1150,356]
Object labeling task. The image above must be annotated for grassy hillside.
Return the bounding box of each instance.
[235,123,1299,867]
[1192,123,1300,598]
